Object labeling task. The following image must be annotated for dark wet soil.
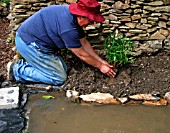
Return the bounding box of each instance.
[64,50,170,98]
[0,18,170,98]
[0,18,15,81]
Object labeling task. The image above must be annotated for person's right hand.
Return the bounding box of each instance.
[100,63,116,78]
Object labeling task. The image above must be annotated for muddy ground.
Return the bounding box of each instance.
[0,18,170,98]
[64,51,170,98]
[0,18,15,82]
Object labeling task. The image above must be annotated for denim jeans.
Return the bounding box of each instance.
[14,33,68,85]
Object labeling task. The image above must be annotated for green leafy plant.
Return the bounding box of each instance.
[0,0,9,7]
[103,33,135,68]
[3,0,9,4]
[0,0,9,5]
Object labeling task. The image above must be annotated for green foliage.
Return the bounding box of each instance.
[6,37,15,43]
[103,34,135,67]
[3,0,9,4]
[0,0,9,6]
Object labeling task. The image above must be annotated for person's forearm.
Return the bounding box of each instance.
[71,47,102,69]
[76,51,115,77]
[80,54,102,69]
[80,38,104,63]
[70,47,116,77]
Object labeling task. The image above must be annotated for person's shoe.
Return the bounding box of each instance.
[7,61,16,81]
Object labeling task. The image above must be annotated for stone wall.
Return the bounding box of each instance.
[10,0,170,53]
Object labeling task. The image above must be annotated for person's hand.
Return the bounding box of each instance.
[100,59,113,68]
[100,63,116,78]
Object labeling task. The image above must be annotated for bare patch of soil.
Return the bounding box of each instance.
[0,18,170,98]
[0,18,15,81]
[64,51,170,98]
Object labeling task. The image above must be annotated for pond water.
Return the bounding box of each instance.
[25,91,170,133]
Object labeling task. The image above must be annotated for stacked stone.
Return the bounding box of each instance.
[10,0,170,52]
[0,2,9,16]
[86,0,170,52]
[10,0,58,38]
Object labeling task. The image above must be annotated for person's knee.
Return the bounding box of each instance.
[55,72,67,85]
[61,73,67,82]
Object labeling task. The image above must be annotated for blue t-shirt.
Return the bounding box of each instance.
[17,5,85,52]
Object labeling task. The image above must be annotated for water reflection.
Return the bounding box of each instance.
[25,91,170,133]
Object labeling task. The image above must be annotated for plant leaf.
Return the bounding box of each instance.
[42,95,55,99]
[103,33,135,67]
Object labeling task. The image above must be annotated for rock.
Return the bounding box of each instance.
[131,4,140,9]
[79,92,120,104]
[66,0,77,3]
[148,40,163,49]
[1,81,10,88]
[119,18,131,22]
[147,17,159,22]
[129,29,144,34]
[147,21,157,26]
[143,24,152,28]
[117,97,129,104]
[131,14,141,21]
[6,13,14,20]
[125,23,136,28]
[164,92,170,103]
[158,21,167,28]
[159,29,169,37]
[151,13,162,17]
[45,85,53,91]
[147,1,164,6]
[150,31,166,40]
[118,26,129,29]
[80,92,113,101]
[134,9,142,14]
[66,90,80,103]
[136,24,148,30]
[101,3,112,10]
[113,1,124,9]
[155,6,170,13]
[129,94,160,101]
[109,14,117,21]
[140,18,147,24]
[147,27,157,33]
[122,4,130,9]
[14,4,32,9]
[142,99,167,106]
[85,25,96,30]
[164,39,170,50]
[125,9,133,14]
[110,21,121,24]
[143,6,155,11]
[66,90,79,98]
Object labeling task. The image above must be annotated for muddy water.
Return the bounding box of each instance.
[25,91,170,133]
